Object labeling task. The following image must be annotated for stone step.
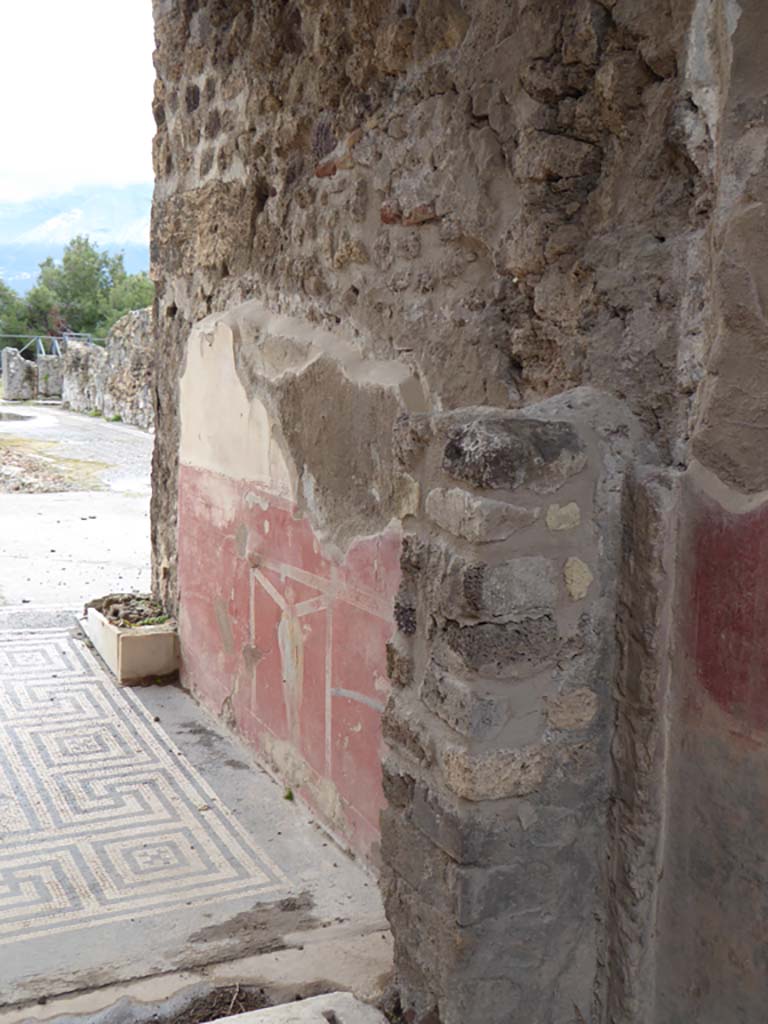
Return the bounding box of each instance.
[207,993,386,1024]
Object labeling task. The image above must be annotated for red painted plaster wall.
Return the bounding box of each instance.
[177,464,400,862]
[656,475,768,1022]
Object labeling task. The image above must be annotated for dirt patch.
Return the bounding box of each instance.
[189,893,317,947]
[0,437,106,492]
[165,984,271,1024]
[86,592,173,628]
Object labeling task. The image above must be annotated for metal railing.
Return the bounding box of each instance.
[0,333,107,357]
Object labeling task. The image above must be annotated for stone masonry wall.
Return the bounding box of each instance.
[61,341,106,414]
[151,2,767,1022]
[62,309,155,429]
[151,0,706,605]
[1,348,63,401]
[381,390,653,1022]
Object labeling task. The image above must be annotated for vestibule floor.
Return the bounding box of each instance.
[0,618,388,1013]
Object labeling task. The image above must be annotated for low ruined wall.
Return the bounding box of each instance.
[62,309,155,428]
[37,354,63,399]
[1,348,37,401]
[101,309,155,429]
[61,342,107,413]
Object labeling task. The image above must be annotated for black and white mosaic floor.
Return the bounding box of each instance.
[0,629,287,946]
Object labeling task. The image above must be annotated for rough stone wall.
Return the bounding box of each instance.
[62,309,155,429]
[101,309,156,429]
[37,354,63,399]
[1,348,38,401]
[62,341,107,414]
[150,0,703,605]
[150,1,768,1022]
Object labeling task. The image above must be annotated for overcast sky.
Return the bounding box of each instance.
[0,1,155,203]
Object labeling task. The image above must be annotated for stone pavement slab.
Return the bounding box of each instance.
[0,625,387,1009]
[209,992,386,1024]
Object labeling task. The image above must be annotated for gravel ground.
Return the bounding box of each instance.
[0,401,153,607]
[0,443,90,492]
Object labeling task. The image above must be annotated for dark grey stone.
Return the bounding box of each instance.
[442,417,585,491]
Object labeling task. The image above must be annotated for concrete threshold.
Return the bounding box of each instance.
[204,992,386,1023]
[0,932,392,1024]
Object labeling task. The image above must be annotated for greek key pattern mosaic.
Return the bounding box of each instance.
[0,629,287,943]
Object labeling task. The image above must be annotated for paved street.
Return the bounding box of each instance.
[0,402,151,609]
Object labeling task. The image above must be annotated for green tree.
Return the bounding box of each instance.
[30,236,154,337]
[99,271,155,335]
[0,281,30,343]
[23,283,58,335]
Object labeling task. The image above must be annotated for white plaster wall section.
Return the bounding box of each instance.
[180,301,426,495]
[686,457,768,512]
[179,316,296,497]
[219,299,427,413]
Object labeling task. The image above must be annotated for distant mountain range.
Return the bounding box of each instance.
[0,184,152,294]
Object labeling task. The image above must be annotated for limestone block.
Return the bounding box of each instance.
[426,486,538,542]
[564,557,594,600]
[1,348,37,401]
[212,992,386,1024]
[421,663,509,740]
[546,501,581,530]
[546,687,599,730]
[37,354,62,398]
[439,742,548,801]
